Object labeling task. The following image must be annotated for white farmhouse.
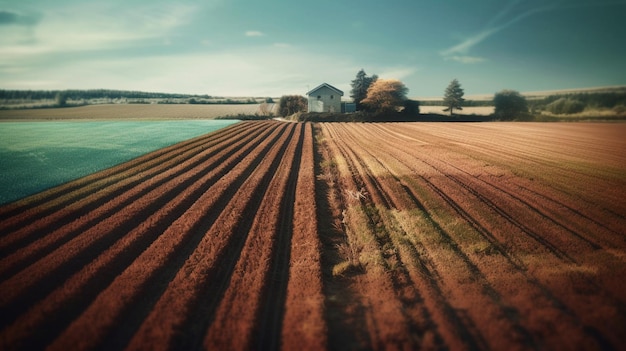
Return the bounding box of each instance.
[306,83,343,113]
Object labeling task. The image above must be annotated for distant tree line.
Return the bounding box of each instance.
[540,91,626,108]
[0,90,269,109]
[420,100,494,107]
[529,91,626,114]
[187,98,260,105]
[0,89,212,101]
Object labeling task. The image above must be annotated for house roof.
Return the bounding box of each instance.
[306,83,344,96]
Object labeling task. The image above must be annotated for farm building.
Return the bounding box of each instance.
[306,83,343,113]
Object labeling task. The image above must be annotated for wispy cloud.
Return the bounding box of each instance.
[245,30,264,37]
[440,28,498,57]
[442,0,626,61]
[440,0,556,62]
[445,56,487,64]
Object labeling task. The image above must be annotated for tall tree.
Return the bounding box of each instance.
[350,69,378,111]
[361,79,408,114]
[443,79,465,115]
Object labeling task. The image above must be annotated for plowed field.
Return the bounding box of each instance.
[1,121,625,350]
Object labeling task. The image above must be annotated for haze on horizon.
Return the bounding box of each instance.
[1,0,625,98]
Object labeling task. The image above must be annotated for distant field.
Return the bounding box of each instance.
[420,105,494,115]
[0,104,265,120]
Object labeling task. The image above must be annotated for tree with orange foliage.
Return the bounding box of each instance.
[361,79,408,113]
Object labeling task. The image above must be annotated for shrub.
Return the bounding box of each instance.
[55,91,68,107]
[403,99,420,115]
[493,90,529,120]
[546,98,585,114]
[278,95,307,117]
[613,104,626,115]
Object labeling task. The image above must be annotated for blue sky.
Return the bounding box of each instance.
[1,0,625,98]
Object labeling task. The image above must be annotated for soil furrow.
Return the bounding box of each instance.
[314,124,372,349]
[320,123,422,349]
[431,156,603,252]
[393,124,626,214]
[348,124,527,268]
[360,124,576,263]
[115,122,294,351]
[423,157,576,262]
[93,123,293,351]
[332,124,436,347]
[202,123,301,350]
[281,123,327,350]
[255,123,303,350]
[448,134,625,215]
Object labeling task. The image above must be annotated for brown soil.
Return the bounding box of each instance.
[1,121,624,350]
[0,104,262,120]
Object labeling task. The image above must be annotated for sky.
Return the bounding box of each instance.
[1,0,625,98]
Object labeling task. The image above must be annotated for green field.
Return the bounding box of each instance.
[0,120,238,204]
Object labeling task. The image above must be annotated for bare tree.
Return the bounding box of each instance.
[258,101,272,116]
